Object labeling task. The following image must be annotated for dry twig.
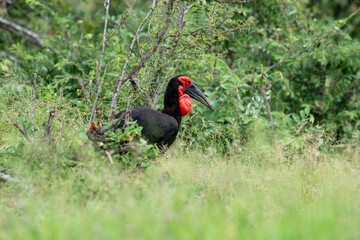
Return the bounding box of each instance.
[168,24,248,37]
[87,63,109,133]
[0,16,44,47]
[43,107,56,143]
[104,151,114,164]
[293,122,308,138]
[153,1,188,105]
[108,145,135,154]
[108,0,159,120]
[101,109,131,134]
[30,53,40,134]
[11,119,29,140]
[105,0,137,43]
[76,77,91,104]
[109,0,173,120]
[89,0,110,90]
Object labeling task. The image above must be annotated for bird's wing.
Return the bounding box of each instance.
[116,107,179,146]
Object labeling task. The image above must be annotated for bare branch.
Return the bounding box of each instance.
[105,0,137,43]
[76,77,91,104]
[168,24,248,37]
[108,145,136,154]
[35,123,42,137]
[43,107,56,143]
[153,1,188,105]
[0,16,44,47]
[11,119,29,140]
[86,63,109,134]
[0,50,19,63]
[293,121,308,139]
[30,53,40,134]
[21,119,27,137]
[87,0,111,135]
[87,109,131,144]
[90,0,110,91]
[108,0,173,120]
[101,109,131,134]
[177,2,187,30]
[115,0,159,92]
[108,0,159,120]
[104,151,114,164]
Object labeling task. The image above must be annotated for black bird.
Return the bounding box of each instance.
[116,75,213,148]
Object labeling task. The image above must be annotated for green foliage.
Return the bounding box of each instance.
[93,120,159,168]
[309,0,360,39]
[0,0,359,154]
[211,0,360,144]
[1,1,359,237]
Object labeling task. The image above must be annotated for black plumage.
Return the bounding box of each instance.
[116,76,212,148]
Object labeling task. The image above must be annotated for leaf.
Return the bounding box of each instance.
[300,110,305,119]
[309,114,315,124]
[292,113,300,122]
[282,137,294,146]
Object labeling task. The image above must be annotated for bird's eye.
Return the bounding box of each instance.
[186,81,190,86]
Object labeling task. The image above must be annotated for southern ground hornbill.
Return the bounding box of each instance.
[115,75,213,149]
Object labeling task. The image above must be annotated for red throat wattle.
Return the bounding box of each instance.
[178,76,192,116]
[179,90,191,116]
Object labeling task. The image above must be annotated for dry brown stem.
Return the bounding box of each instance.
[76,77,91,104]
[104,151,114,164]
[153,1,188,106]
[293,122,308,138]
[30,52,40,134]
[105,0,136,43]
[108,0,173,120]
[11,119,29,140]
[90,0,110,91]
[87,63,109,134]
[43,107,56,143]
[101,109,131,134]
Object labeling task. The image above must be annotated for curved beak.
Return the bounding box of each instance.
[184,82,213,110]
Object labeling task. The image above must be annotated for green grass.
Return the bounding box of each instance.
[1,137,359,239]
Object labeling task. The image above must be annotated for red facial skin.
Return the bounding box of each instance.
[178,76,192,116]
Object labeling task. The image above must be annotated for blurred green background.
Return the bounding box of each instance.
[1,1,360,239]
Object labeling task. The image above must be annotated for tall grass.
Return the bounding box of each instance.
[1,130,359,239]
[1,92,359,239]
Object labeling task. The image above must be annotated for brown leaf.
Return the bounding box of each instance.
[88,122,96,132]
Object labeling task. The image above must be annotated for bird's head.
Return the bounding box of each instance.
[163,75,213,117]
